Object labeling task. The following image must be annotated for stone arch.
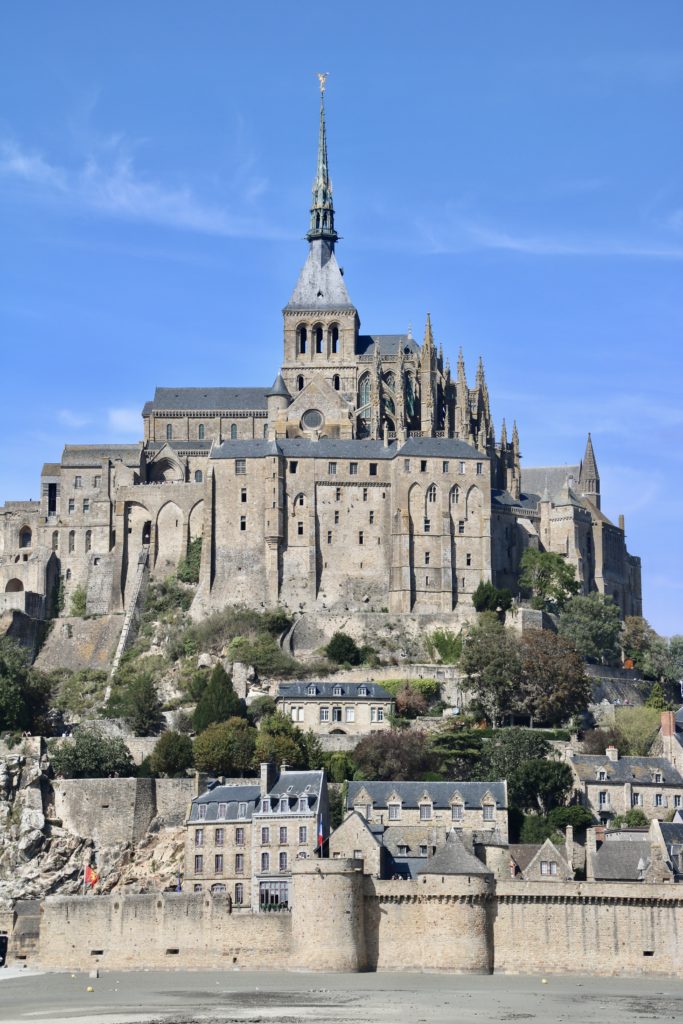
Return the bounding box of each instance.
[19,526,32,549]
[126,501,153,547]
[297,324,307,355]
[408,482,423,528]
[466,485,483,520]
[156,500,184,571]
[188,500,204,541]
[449,484,460,507]
[148,456,184,484]
[5,578,23,592]
[328,323,339,353]
[291,492,306,514]
[425,483,438,512]
[313,322,324,354]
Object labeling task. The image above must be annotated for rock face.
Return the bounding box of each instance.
[0,740,185,904]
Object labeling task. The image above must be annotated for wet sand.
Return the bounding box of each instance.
[1,968,683,1024]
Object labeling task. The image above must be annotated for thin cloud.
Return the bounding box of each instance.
[108,408,140,434]
[0,138,288,240]
[464,223,683,260]
[57,408,90,429]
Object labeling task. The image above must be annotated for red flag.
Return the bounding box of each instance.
[85,866,99,887]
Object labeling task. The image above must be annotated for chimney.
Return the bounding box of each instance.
[605,745,619,762]
[618,514,625,532]
[260,761,276,798]
[586,827,598,881]
[280,762,290,776]
[661,711,676,738]
[565,825,574,873]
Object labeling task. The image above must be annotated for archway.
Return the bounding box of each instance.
[5,579,23,592]
[148,457,185,484]
[19,527,32,549]
[156,501,184,572]
[188,500,204,542]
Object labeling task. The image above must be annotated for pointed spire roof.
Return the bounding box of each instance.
[512,420,520,452]
[457,347,467,385]
[266,373,291,399]
[306,74,337,244]
[476,354,485,387]
[500,418,508,447]
[580,432,599,483]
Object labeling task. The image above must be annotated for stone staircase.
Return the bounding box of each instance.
[108,546,150,683]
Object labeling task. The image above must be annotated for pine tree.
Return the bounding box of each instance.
[193,664,245,732]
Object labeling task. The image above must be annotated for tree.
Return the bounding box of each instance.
[472,580,512,614]
[325,632,361,666]
[508,759,573,815]
[558,593,622,664]
[460,616,522,726]
[645,682,669,711]
[51,728,134,778]
[300,729,324,770]
[193,664,245,732]
[177,536,202,584]
[518,629,591,725]
[581,727,621,754]
[667,636,683,683]
[254,713,307,769]
[429,727,484,780]
[0,638,50,733]
[69,586,87,618]
[547,805,595,832]
[477,728,552,781]
[193,718,257,776]
[247,695,277,724]
[121,672,164,736]
[394,684,428,719]
[518,549,579,612]
[325,751,356,783]
[150,730,194,776]
[352,730,437,781]
[611,807,648,829]
[613,706,661,756]
[621,616,669,680]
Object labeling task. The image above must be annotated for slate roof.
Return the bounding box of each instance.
[146,441,214,452]
[508,844,542,872]
[266,373,291,398]
[491,489,540,511]
[347,780,507,810]
[211,436,482,461]
[278,681,393,701]
[660,822,683,846]
[285,239,355,310]
[570,754,683,786]
[61,445,141,468]
[417,831,493,877]
[356,334,421,358]
[521,466,580,497]
[147,387,269,412]
[41,464,62,477]
[591,839,651,881]
[188,770,324,823]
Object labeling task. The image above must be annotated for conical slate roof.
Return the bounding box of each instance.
[285,239,355,310]
[417,831,493,877]
[266,373,291,399]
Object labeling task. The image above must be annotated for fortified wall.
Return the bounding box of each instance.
[18,861,683,977]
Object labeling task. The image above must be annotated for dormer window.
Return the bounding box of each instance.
[197,805,207,820]
[307,684,317,696]
[388,802,401,821]
[654,772,663,783]
[598,770,607,781]
[238,802,247,818]
[332,685,343,697]
[358,685,368,697]
[483,803,495,821]
[451,804,464,822]
[262,798,271,813]
[419,802,432,821]
[397,844,408,856]
[279,797,288,813]
[298,796,308,812]
[217,802,227,818]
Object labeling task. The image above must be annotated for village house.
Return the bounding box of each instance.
[568,746,683,824]
[183,762,328,910]
[508,837,574,881]
[276,681,394,736]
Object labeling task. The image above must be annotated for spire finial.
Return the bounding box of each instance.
[307,74,337,244]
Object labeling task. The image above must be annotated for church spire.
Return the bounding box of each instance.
[307,73,337,244]
[579,432,600,509]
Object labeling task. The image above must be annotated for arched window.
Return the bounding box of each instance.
[68,530,75,554]
[85,530,92,553]
[198,423,205,440]
[65,568,72,581]
[330,324,339,354]
[261,852,270,872]
[298,325,307,354]
[427,484,437,503]
[194,470,203,483]
[19,527,32,549]
[230,423,237,440]
[166,423,173,441]
[314,325,323,354]
[263,423,268,438]
[51,531,59,551]
[333,374,340,391]
[450,485,460,505]
[385,372,395,391]
[297,375,304,392]
[358,373,371,409]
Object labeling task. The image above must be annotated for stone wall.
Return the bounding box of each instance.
[34,614,123,672]
[155,778,196,826]
[52,777,196,844]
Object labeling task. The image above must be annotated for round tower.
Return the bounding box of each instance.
[265,373,291,439]
[290,858,366,971]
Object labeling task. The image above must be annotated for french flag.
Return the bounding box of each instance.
[317,813,324,851]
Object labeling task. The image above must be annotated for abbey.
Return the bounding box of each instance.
[0,87,641,624]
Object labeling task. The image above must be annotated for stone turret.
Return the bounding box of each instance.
[291,858,367,971]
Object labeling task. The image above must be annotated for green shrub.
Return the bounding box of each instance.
[69,586,87,618]
[193,718,257,776]
[472,581,513,614]
[150,730,194,776]
[380,678,441,701]
[193,664,245,732]
[326,632,361,666]
[177,537,202,584]
[427,629,462,664]
[611,808,649,829]
[51,728,134,779]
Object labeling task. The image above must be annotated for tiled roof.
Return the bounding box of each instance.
[40,464,61,476]
[278,681,392,701]
[417,832,493,877]
[570,754,683,786]
[188,769,325,823]
[592,840,651,881]
[521,466,580,497]
[61,445,141,468]
[211,436,482,461]
[347,779,507,810]
[508,844,542,872]
[148,387,269,412]
[356,334,420,358]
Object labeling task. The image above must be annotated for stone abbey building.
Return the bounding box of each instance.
[0,86,642,625]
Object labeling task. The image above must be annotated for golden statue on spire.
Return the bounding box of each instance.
[317,71,329,93]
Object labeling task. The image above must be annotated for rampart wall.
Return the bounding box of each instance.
[15,865,683,977]
[52,777,196,844]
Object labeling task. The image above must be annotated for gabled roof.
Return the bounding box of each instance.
[148,387,269,412]
[591,839,651,881]
[278,681,392,701]
[417,831,492,877]
[570,754,683,786]
[521,466,580,497]
[61,445,141,468]
[347,780,507,810]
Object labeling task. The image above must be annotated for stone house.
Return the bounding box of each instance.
[649,811,683,881]
[328,810,387,877]
[568,746,683,824]
[650,709,683,774]
[586,825,674,883]
[183,763,328,910]
[508,837,574,881]
[277,681,393,736]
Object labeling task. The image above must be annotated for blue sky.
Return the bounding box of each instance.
[1,3,681,635]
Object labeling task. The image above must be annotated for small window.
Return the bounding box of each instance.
[240,516,246,532]
[369,510,375,524]
[195,470,203,483]
[51,531,59,551]
[420,460,427,473]
[279,851,288,871]
[333,374,340,390]
[235,827,245,845]
[328,462,337,476]
[331,325,339,353]
[319,707,329,722]
[297,521,304,536]
[419,845,428,857]
[197,805,207,820]
[363,487,368,501]
[451,804,463,822]
[235,853,244,873]
[195,828,204,847]
[483,804,495,821]
[263,422,268,438]
[458,520,465,534]
[404,460,410,471]
[419,803,432,821]
[540,860,558,876]
[315,326,323,353]
[358,531,364,545]
[335,487,341,501]
[234,882,244,904]
[349,462,358,475]
[74,475,82,489]
[466,553,472,567]
[298,326,307,354]
[214,854,223,873]
[166,425,173,441]
[358,685,368,697]
[65,568,72,580]
[279,796,288,813]
[442,461,449,473]
[279,826,288,844]
[376,707,384,722]
[333,685,343,696]
[194,854,203,873]
[68,498,75,514]
[83,498,90,513]
[334,510,339,524]
[93,475,101,488]
[598,770,607,781]
[307,684,317,696]
[235,459,246,475]
[332,706,342,722]
[297,375,304,391]
[298,797,308,812]
[655,794,664,807]
[674,796,681,808]
[238,802,247,818]
[424,551,430,565]
[261,852,270,872]
[388,803,400,821]
[289,460,298,474]
[198,423,205,440]
[345,706,355,722]
[261,826,270,845]
[68,530,75,553]
[327,530,332,543]
[397,844,408,856]
[230,423,238,440]
[598,791,609,807]
[85,529,92,553]
[459,461,466,474]
[476,462,483,476]
[217,802,227,818]
[215,828,224,846]
[424,518,431,533]
[369,463,377,477]
[298,825,308,844]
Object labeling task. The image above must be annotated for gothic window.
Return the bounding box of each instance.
[51,531,59,551]
[85,530,92,553]
[330,324,339,353]
[166,424,173,441]
[405,375,416,418]
[297,375,304,392]
[427,484,437,503]
[298,325,307,354]
[314,325,323,354]
[358,373,371,409]
[263,423,268,438]
[195,470,203,483]
[19,527,32,548]
[333,374,340,391]
[385,372,395,391]
[450,485,460,505]
[230,423,237,440]
[68,531,75,553]
[198,424,205,440]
